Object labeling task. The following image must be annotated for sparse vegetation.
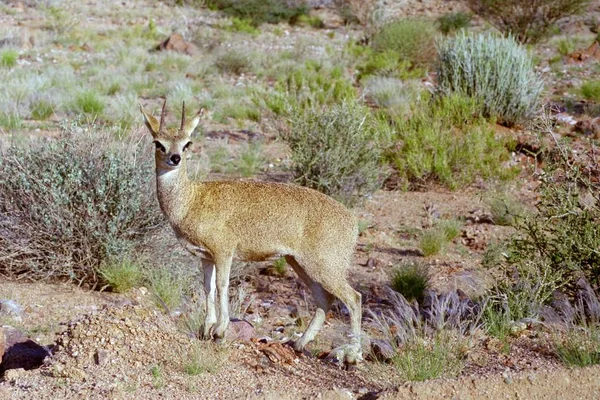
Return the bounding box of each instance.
[436,33,543,126]
[467,0,591,44]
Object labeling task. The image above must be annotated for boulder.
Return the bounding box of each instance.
[0,327,50,373]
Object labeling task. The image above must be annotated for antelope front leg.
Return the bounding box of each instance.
[202,259,217,339]
[212,254,233,339]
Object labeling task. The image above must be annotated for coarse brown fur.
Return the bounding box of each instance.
[140,100,363,363]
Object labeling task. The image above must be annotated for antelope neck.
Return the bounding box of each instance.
[156,162,195,224]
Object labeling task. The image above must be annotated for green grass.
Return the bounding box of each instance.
[30,99,55,120]
[73,90,105,116]
[182,343,224,375]
[223,17,261,35]
[0,112,22,130]
[0,49,18,68]
[272,257,287,276]
[390,94,515,189]
[145,268,184,313]
[214,50,252,75]
[554,325,600,367]
[233,141,265,177]
[438,219,463,241]
[580,80,600,101]
[99,258,144,293]
[390,261,429,302]
[419,228,448,257]
[392,332,465,381]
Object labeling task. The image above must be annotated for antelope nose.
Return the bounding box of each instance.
[170,154,181,165]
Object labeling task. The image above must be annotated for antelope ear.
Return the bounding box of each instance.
[140,104,160,137]
[183,108,204,136]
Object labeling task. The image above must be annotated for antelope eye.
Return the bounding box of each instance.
[183,141,193,152]
[154,141,166,152]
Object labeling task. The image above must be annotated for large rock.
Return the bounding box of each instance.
[227,319,255,341]
[0,327,50,373]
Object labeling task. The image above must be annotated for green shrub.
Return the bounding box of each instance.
[214,50,251,75]
[0,123,161,284]
[73,90,105,116]
[505,151,600,289]
[390,261,430,302]
[295,14,324,29]
[0,49,18,68]
[370,19,438,69]
[436,12,471,35]
[436,33,543,126]
[467,0,591,44]
[99,258,144,293]
[206,0,308,27]
[281,100,385,206]
[363,77,423,114]
[223,17,261,35]
[389,94,515,189]
[580,80,600,101]
[485,192,527,226]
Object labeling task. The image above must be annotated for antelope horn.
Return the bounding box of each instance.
[159,98,168,133]
[180,101,186,131]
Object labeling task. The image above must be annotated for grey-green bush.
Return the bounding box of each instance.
[0,122,161,285]
[281,100,385,206]
[436,33,543,126]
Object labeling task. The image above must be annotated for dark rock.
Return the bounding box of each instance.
[0,326,50,373]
